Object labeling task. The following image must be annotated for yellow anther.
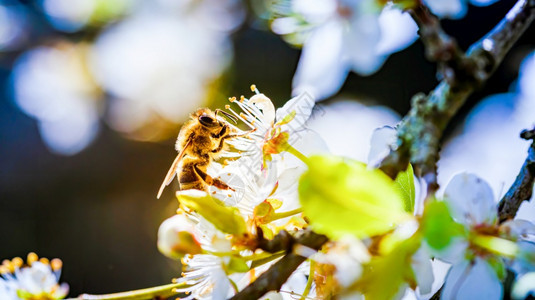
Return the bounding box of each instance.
[239,95,245,103]
[51,258,63,271]
[172,278,178,283]
[0,266,10,275]
[250,84,257,92]
[225,104,230,109]
[12,257,23,268]
[27,252,38,265]
[39,257,50,265]
[229,97,236,102]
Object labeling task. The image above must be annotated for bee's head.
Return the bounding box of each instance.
[195,109,218,128]
[195,108,237,128]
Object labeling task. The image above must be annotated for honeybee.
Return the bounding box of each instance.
[157,108,248,199]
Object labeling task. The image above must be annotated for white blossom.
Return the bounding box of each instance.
[423,0,499,19]
[272,0,418,99]
[0,254,68,300]
[437,173,535,300]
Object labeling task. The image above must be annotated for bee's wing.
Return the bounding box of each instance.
[156,138,192,199]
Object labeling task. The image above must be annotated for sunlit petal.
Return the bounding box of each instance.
[292,19,350,100]
[442,258,502,300]
[443,173,497,227]
[376,6,419,56]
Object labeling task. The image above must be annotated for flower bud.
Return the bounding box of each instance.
[157,214,203,259]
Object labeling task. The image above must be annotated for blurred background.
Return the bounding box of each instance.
[0,0,533,296]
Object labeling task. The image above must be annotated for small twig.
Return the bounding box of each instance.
[498,127,535,223]
[257,229,294,253]
[409,3,476,83]
[230,229,328,300]
[380,0,535,193]
[76,282,185,300]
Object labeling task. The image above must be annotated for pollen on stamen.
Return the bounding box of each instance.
[225,104,230,109]
[27,252,38,265]
[12,257,23,268]
[0,265,9,275]
[239,96,245,103]
[39,257,50,265]
[51,258,63,271]
[250,84,257,92]
[172,278,178,283]
[229,97,236,102]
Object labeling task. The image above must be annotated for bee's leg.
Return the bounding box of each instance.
[211,128,257,154]
[179,161,206,191]
[211,125,228,138]
[193,164,235,191]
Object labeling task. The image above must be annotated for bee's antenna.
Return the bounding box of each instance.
[215,109,238,124]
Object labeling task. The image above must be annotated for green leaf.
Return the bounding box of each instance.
[421,200,466,251]
[394,164,415,213]
[177,190,247,235]
[355,236,421,300]
[299,155,410,239]
[250,251,285,269]
[226,256,250,274]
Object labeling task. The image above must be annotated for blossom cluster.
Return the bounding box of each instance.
[0,253,68,300]
[156,87,535,299]
[157,86,321,299]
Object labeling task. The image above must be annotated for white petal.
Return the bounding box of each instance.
[509,241,535,275]
[500,219,535,240]
[367,125,397,167]
[412,248,434,295]
[512,272,535,299]
[259,291,284,300]
[210,268,232,300]
[292,0,336,24]
[292,20,350,100]
[279,267,308,298]
[427,237,469,264]
[290,129,329,155]
[344,13,385,75]
[442,258,503,300]
[470,0,499,7]
[443,173,497,227]
[376,6,419,56]
[250,94,276,125]
[422,0,467,19]
[0,277,17,300]
[276,92,315,131]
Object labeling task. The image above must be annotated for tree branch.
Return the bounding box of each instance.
[230,229,328,300]
[498,127,535,223]
[380,0,535,193]
[409,3,474,83]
